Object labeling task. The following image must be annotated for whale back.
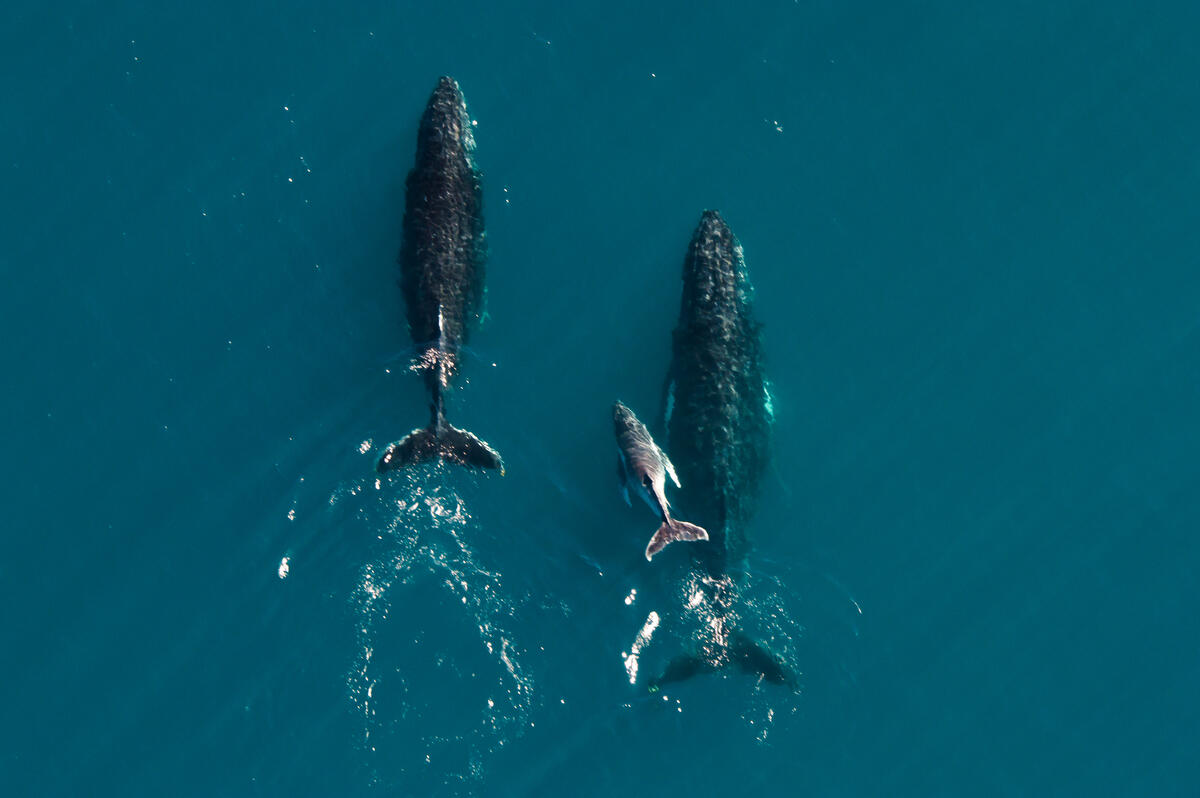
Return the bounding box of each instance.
[400,77,487,355]
[666,211,771,574]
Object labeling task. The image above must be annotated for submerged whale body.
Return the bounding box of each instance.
[377,77,503,474]
[652,210,791,689]
[665,210,771,576]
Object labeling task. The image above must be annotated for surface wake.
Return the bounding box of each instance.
[337,466,533,792]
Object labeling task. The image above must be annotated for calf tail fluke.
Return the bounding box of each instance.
[645,519,708,561]
[377,424,504,474]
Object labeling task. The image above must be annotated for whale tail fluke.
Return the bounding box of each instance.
[648,633,797,691]
[645,520,708,561]
[729,633,798,688]
[377,424,504,474]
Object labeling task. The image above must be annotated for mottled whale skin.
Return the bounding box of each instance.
[651,210,791,690]
[377,77,503,474]
[613,401,708,561]
[664,210,771,577]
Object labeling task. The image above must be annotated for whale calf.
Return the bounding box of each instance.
[377,77,503,474]
[613,401,708,560]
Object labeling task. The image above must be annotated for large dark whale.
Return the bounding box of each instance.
[651,210,792,689]
[663,210,771,576]
[377,77,503,474]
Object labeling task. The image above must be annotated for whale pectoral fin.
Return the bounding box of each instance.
[662,455,681,489]
[658,375,676,436]
[617,455,632,506]
[645,520,708,561]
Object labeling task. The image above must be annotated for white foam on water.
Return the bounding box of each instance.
[621,610,660,685]
[339,466,534,791]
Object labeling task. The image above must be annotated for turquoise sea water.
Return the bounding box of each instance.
[5,1,1199,794]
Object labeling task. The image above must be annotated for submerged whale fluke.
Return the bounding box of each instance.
[377,423,503,473]
[730,632,797,688]
[645,519,708,561]
[648,633,798,691]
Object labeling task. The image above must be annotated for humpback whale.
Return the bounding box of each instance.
[651,210,793,689]
[377,77,503,474]
[613,401,708,561]
[663,210,771,576]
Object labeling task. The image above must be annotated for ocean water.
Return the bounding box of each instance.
[4,1,1200,794]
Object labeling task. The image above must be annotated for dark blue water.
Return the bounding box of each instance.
[5,1,1199,794]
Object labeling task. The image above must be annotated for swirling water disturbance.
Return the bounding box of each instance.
[337,466,533,792]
